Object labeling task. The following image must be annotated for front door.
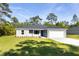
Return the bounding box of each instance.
[41,30,47,37]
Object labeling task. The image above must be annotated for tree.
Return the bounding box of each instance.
[0,3,12,24]
[43,21,54,27]
[0,22,15,36]
[11,16,19,23]
[30,16,42,24]
[46,13,57,24]
[11,16,19,27]
[62,21,69,26]
[3,22,15,35]
[56,21,69,28]
[71,14,79,24]
[24,19,30,26]
[74,21,79,26]
[0,3,15,36]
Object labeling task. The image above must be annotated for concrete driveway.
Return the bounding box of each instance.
[52,38,79,46]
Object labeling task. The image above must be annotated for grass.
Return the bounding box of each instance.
[67,35,79,40]
[0,35,79,55]
[0,35,50,53]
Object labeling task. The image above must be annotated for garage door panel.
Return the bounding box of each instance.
[48,30,65,38]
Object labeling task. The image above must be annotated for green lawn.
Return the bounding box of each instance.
[0,35,79,56]
[67,35,79,40]
[0,35,50,53]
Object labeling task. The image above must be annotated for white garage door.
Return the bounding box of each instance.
[48,30,66,39]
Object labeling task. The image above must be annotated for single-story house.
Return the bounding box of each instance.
[67,26,79,35]
[16,24,66,39]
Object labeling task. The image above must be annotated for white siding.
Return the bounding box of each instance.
[16,30,27,37]
[16,29,66,38]
[16,29,41,37]
[48,30,66,39]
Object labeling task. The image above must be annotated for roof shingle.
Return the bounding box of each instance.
[16,23,66,30]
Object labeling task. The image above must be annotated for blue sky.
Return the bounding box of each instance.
[9,3,79,23]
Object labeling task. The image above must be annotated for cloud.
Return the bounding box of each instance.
[9,3,79,23]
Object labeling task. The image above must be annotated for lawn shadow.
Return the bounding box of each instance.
[3,40,79,56]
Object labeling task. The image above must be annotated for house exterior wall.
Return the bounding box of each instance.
[16,29,66,38]
[47,30,66,39]
[16,29,41,37]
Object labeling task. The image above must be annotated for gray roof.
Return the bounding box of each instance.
[17,24,46,29]
[16,24,66,30]
[67,26,79,34]
[68,26,79,31]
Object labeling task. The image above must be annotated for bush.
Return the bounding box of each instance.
[0,22,15,36]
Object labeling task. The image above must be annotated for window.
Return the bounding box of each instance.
[21,30,24,35]
[29,30,39,34]
[29,30,33,33]
[34,30,39,34]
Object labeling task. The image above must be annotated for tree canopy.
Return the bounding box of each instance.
[0,3,79,36]
[30,16,42,24]
[71,14,79,24]
[0,3,15,36]
[0,3,12,22]
[46,13,57,24]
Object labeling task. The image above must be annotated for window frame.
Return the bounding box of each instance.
[29,30,33,33]
[21,30,24,35]
[34,30,39,34]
